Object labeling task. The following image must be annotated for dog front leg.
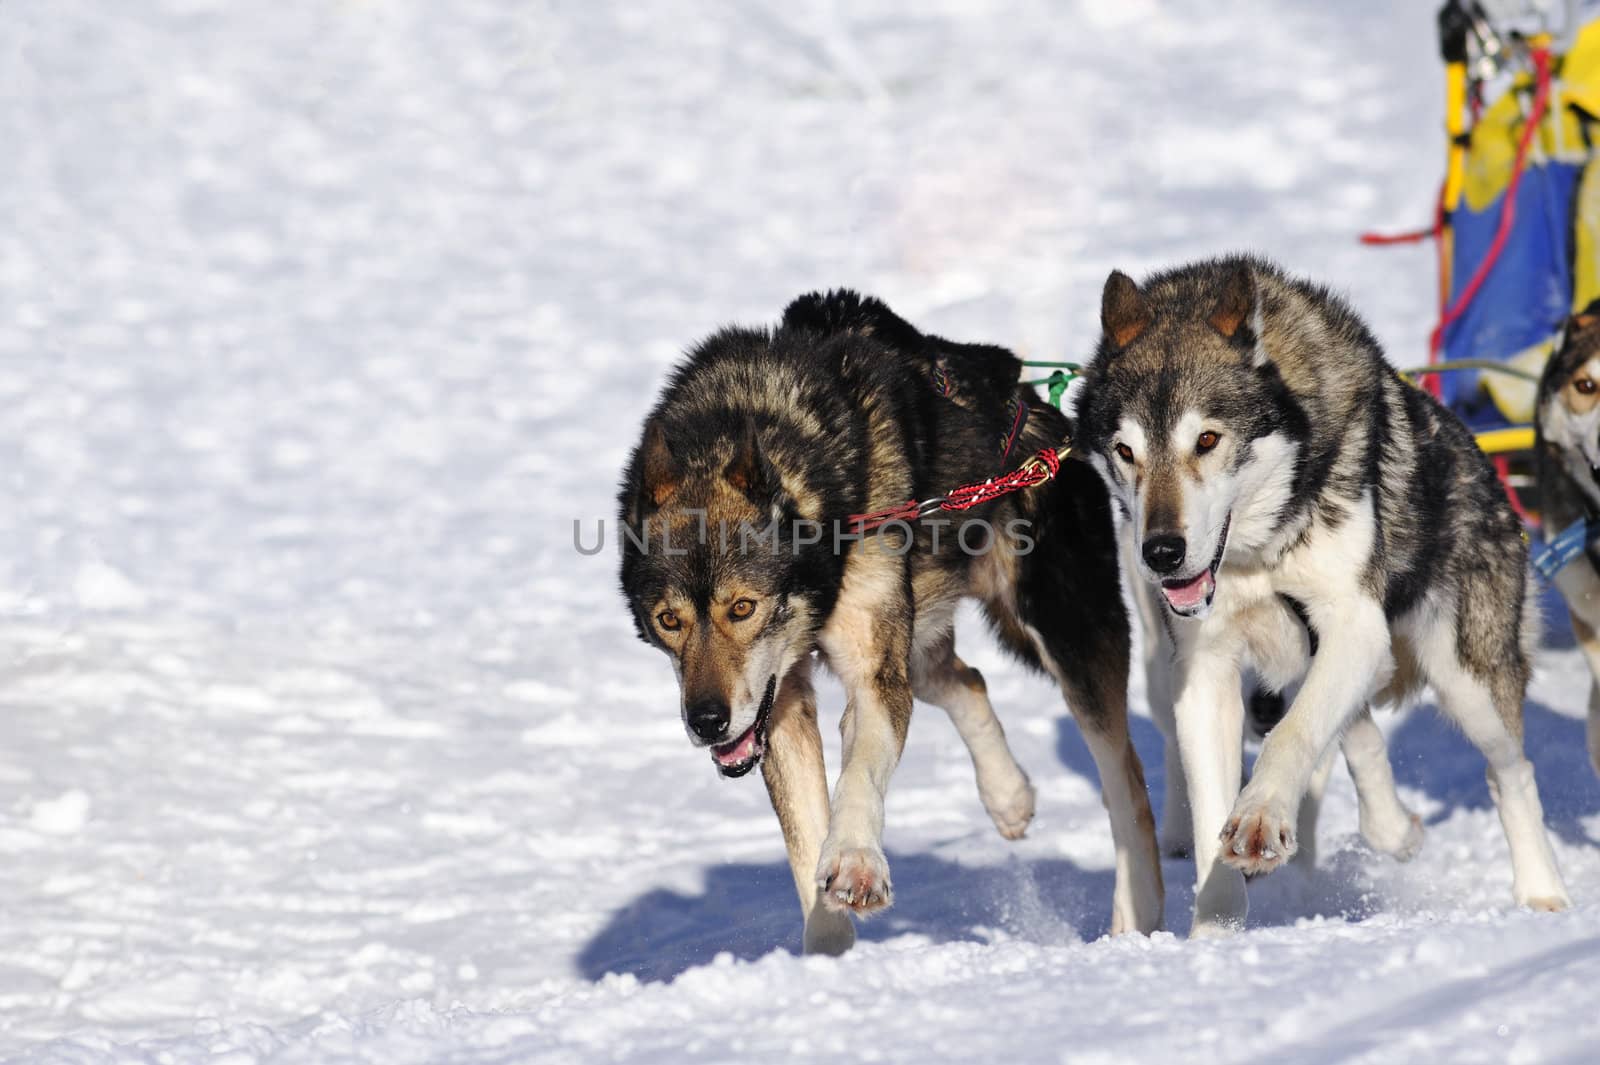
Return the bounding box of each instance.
[1173,651,1247,937]
[1126,539,1191,857]
[1147,658,1192,858]
[813,672,910,915]
[761,659,855,955]
[815,560,913,917]
[1222,597,1391,875]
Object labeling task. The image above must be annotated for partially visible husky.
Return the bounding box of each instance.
[1535,298,1600,775]
[618,291,1163,955]
[1077,254,1571,935]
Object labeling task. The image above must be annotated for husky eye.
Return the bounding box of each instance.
[729,598,756,621]
[657,610,681,632]
[1114,443,1135,463]
[1576,377,1597,396]
[1196,431,1220,454]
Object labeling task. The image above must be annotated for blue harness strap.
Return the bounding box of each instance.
[1532,519,1599,582]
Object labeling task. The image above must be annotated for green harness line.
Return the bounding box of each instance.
[1021,357,1537,412]
[1395,358,1542,384]
[1020,361,1081,409]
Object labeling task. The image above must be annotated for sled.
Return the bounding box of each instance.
[1364,1,1600,509]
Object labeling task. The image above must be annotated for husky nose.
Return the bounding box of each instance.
[1142,534,1186,575]
[687,698,730,742]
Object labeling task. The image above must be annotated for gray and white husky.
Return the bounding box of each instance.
[1077,254,1571,935]
[1535,298,1600,776]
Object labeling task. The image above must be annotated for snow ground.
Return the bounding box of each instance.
[3,0,1600,1061]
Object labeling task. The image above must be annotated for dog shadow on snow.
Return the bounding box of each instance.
[574,849,1117,983]
[579,597,1597,983]
[579,713,1161,984]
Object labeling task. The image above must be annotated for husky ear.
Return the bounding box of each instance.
[1208,261,1255,339]
[1568,298,1600,337]
[1101,270,1152,348]
[724,418,780,504]
[640,420,681,508]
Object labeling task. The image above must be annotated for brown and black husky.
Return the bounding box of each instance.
[617,291,1162,955]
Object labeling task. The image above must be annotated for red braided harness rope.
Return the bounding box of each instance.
[849,443,1071,533]
[1428,48,1551,371]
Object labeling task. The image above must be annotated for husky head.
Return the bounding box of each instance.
[618,406,828,778]
[1077,258,1304,619]
[1536,299,1600,512]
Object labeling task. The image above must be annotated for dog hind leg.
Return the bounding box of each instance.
[912,635,1035,840]
[1340,704,1423,860]
[1442,680,1569,910]
[1294,739,1336,870]
[1432,678,1569,910]
[762,658,855,955]
[1414,610,1570,910]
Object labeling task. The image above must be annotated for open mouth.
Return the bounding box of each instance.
[1159,515,1230,618]
[711,674,778,778]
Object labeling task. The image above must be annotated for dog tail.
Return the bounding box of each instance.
[780,289,927,355]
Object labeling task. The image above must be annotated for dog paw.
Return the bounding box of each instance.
[1219,799,1297,876]
[1188,916,1243,940]
[1361,809,1425,862]
[816,843,893,916]
[979,769,1035,841]
[1522,894,1571,913]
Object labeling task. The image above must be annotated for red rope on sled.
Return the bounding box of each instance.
[1358,225,1437,246]
[1428,48,1552,366]
[1424,47,1549,523]
[850,445,1069,533]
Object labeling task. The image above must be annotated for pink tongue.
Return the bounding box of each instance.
[1162,570,1215,611]
[713,727,758,766]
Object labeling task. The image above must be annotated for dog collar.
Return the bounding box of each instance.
[1532,518,1600,581]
